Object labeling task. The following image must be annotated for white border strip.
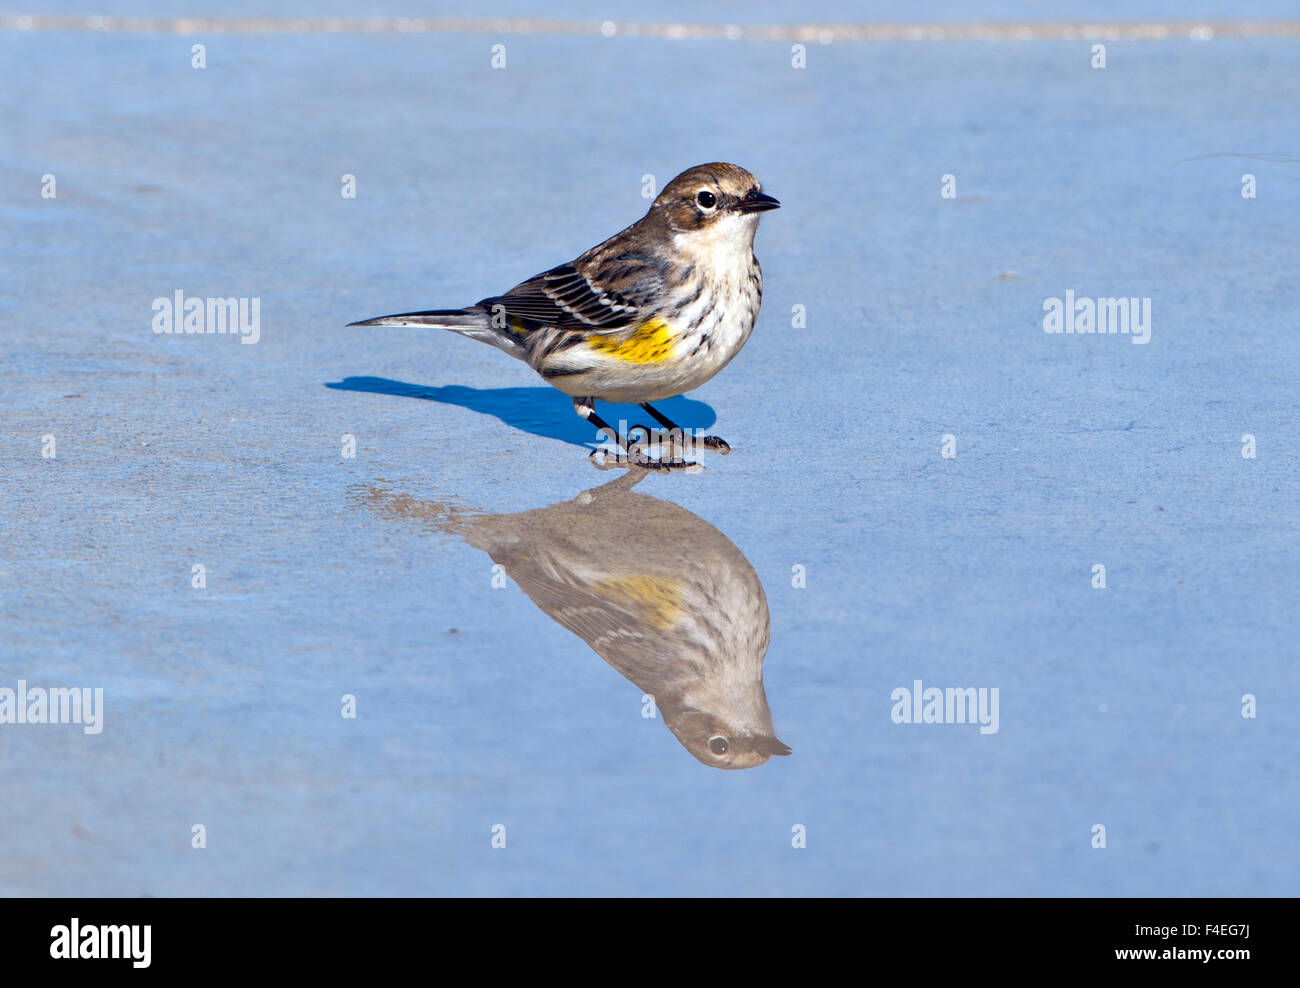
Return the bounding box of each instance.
[1,15,1299,41]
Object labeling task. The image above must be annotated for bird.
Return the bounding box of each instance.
[357,470,792,770]
[348,162,779,469]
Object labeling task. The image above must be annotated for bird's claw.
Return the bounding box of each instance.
[590,443,704,474]
[636,424,730,458]
[590,424,723,473]
[628,437,706,472]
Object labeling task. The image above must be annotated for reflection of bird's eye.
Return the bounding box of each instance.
[708,736,729,755]
[696,190,717,209]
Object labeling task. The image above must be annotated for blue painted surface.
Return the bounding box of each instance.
[1,6,1297,895]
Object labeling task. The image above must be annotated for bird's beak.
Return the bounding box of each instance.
[734,189,781,214]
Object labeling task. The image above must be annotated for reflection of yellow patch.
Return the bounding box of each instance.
[594,575,682,629]
[588,319,674,364]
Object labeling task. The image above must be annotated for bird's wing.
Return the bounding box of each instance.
[478,255,666,333]
[470,532,704,691]
[514,566,706,692]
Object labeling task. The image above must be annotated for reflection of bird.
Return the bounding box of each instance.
[349,162,779,468]
[358,472,790,770]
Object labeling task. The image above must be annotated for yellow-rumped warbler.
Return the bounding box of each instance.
[357,470,791,770]
[349,162,779,469]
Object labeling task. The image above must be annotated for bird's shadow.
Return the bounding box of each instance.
[325,377,718,448]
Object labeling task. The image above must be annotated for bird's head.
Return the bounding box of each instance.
[663,706,792,770]
[650,162,780,242]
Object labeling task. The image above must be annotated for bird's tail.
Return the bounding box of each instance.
[348,307,524,357]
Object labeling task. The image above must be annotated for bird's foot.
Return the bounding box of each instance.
[628,425,708,472]
[629,451,705,474]
[587,424,723,472]
[633,424,730,459]
[589,431,705,473]
[588,448,704,473]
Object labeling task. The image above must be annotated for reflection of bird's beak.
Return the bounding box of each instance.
[734,190,781,213]
[753,735,793,756]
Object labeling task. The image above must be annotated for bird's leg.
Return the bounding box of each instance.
[575,397,651,470]
[574,396,619,446]
[574,396,632,467]
[575,398,700,472]
[639,403,731,455]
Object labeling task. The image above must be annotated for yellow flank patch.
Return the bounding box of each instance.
[588,318,674,364]
[592,575,683,630]
[508,316,528,337]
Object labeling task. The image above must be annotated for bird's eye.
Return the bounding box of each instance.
[696,190,717,209]
[708,736,729,755]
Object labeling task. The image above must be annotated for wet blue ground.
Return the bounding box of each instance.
[2,3,1298,895]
